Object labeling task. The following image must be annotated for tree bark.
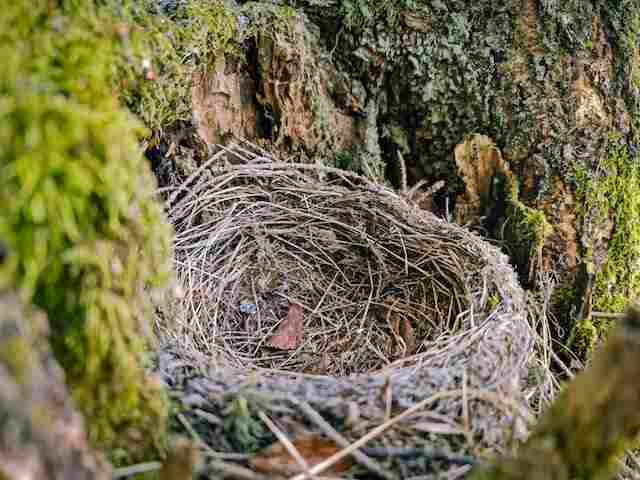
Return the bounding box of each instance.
[0,292,111,480]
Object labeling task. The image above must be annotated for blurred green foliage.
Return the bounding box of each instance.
[0,0,172,465]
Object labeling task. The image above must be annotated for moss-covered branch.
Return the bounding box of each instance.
[471,306,640,480]
[1,0,173,465]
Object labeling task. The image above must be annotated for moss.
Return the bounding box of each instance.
[222,396,271,453]
[0,293,112,479]
[0,336,33,387]
[0,0,172,465]
[335,150,358,172]
[568,137,640,353]
[106,0,239,136]
[552,285,577,327]
[488,294,502,311]
[568,319,599,360]
[502,176,553,284]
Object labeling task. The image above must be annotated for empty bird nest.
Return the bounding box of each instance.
[155,141,552,479]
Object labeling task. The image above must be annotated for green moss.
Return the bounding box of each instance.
[0,337,33,387]
[335,151,357,172]
[222,396,271,453]
[0,0,172,465]
[502,177,553,283]
[568,319,599,360]
[552,285,577,325]
[569,137,640,354]
[241,2,299,35]
[487,293,502,311]
[107,0,239,135]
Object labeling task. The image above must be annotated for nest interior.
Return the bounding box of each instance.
[157,143,548,476]
[166,146,521,376]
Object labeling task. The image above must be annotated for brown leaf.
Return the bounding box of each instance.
[269,303,304,350]
[250,435,353,476]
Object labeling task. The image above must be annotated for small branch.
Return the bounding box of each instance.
[112,462,162,479]
[258,411,317,480]
[289,389,463,480]
[397,150,408,194]
[415,180,446,205]
[294,399,397,480]
[361,447,479,465]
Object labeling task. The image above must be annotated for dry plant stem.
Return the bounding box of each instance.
[462,370,473,449]
[470,307,640,480]
[289,389,463,480]
[208,459,271,480]
[294,399,398,480]
[397,150,408,194]
[112,462,162,479]
[258,411,318,480]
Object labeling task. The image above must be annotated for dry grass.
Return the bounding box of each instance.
[155,141,556,477]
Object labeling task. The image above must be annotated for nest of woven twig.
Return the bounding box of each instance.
[157,142,552,478]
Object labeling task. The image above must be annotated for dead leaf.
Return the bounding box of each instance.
[250,435,353,476]
[269,303,304,350]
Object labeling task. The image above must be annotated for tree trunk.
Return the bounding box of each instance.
[0,292,111,480]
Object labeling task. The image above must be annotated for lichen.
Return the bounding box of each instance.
[293,0,639,334]
[0,0,172,465]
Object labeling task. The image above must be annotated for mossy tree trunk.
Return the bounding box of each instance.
[0,291,111,480]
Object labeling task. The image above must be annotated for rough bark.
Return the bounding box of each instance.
[0,291,111,480]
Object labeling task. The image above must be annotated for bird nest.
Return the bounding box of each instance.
[156,143,549,478]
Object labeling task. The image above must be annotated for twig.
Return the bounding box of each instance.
[397,151,408,194]
[361,447,479,465]
[294,399,397,480]
[289,389,463,480]
[462,369,473,449]
[258,411,317,480]
[167,149,227,205]
[208,459,271,480]
[112,462,162,479]
[384,372,394,423]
